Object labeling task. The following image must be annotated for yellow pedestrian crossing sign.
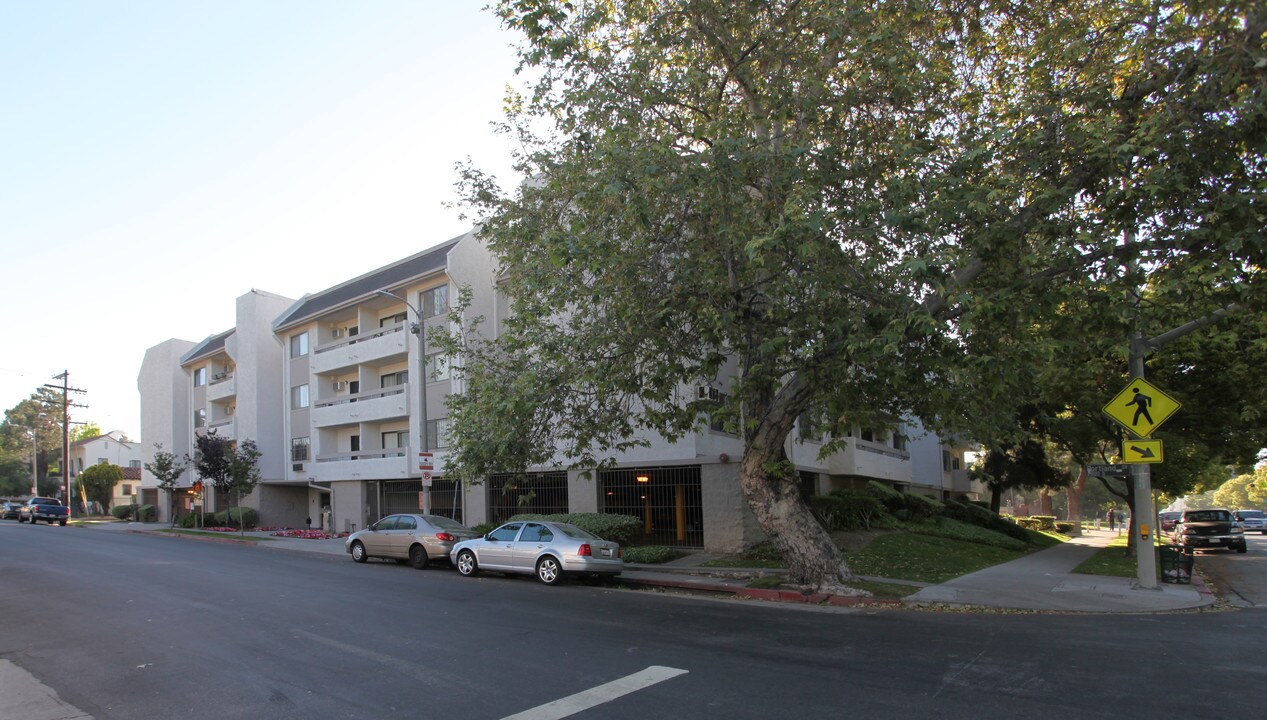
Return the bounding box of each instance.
[1103,378,1181,438]
[1123,439,1164,464]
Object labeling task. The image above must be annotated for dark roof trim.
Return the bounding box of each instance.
[272,233,468,332]
[181,329,235,365]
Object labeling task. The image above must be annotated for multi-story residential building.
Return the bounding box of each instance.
[138,290,294,523]
[138,234,978,551]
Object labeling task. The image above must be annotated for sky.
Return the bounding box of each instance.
[0,2,525,440]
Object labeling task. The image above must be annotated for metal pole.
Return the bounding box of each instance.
[29,428,38,496]
[416,295,430,515]
[1129,335,1158,589]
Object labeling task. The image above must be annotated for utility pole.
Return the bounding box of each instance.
[44,371,87,519]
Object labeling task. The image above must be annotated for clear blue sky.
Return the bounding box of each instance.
[0,2,523,439]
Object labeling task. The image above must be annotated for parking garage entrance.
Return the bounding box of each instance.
[599,465,703,549]
[379,479,464,524]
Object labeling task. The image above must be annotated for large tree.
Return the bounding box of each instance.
[444,0,1265,588]
[192,433,262,529]
[77,463,123,512]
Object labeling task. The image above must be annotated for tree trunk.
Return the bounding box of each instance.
[1067,468,1087,524]
[989,485,1002,514]
[739,446,855,589]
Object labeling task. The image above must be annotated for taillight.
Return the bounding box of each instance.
[577,543,592,556]
[435,532,456,542]
[617,547,622,558]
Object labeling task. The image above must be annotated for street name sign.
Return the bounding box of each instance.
[1085,463,1130,477]
[1123,439,1164,464]
[1103,378,1181,438]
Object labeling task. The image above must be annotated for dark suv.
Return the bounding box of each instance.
[1172,508,1248,553]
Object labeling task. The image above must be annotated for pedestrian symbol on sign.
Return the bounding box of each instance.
[1127,387,1153,426]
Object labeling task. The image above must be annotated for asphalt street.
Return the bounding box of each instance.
[2,522,1265,720]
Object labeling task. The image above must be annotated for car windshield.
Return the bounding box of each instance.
[1236,511,1264,519]
[1185,511,1231,522]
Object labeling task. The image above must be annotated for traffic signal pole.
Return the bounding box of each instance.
[1128,334,1158,590]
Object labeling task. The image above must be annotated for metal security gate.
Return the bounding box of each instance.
[599,466,703,548]
[380,479,464,523]
[486,472,568,524]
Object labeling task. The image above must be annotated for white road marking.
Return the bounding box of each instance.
[501,665,689,720]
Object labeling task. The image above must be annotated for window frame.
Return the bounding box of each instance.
[290,332,309,359]
[291,384,310,410]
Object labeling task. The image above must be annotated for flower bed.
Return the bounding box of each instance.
[269,529,347,539]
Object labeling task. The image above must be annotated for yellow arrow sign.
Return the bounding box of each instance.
[1123,439,1164,464]
[1103,378,1181,438]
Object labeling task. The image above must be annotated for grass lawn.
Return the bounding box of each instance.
[1073,535,1164,579]
[844,533,1028,583]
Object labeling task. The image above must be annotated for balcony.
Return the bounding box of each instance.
[311,324,407,374]
[311,385,409,428]
[309,449,413,483]
[207,417,236,440]
[823,439,912,482]
[207,373,236,402]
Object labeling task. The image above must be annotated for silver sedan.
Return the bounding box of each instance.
[450,520,623,585]
[346,514,479,568]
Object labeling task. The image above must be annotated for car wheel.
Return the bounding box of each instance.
[409,545,429,569]
[17,516,24,523]
[455,550,478,577]
[58,520,66,526]
[350,541,368,563]
[536,556,563,585]
[1236,544,1247,554]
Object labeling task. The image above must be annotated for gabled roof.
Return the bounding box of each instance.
[181,329,235,365]
[122,466,142,480]
[272,233,468,332]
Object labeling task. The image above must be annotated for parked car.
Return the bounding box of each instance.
[345,514,478,568]
[450,520,623,585]
[1,501,22,520]
[17,497,68,526]
[1171,508,1247,553]
[1159,511,1182,532]
[1232,509,1267,534]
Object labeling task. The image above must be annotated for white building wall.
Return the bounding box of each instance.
[138,338,197,523]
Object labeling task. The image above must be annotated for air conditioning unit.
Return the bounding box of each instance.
[292,463,304,472]
[334,380,348,391]
[696,386,720,401]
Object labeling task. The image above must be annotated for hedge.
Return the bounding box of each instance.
[810,491,883,531]
[863,481,942,521]
[506,513,642,543]
[110,505,133,520]
[136,504,156,522]
[214,507,259,529]
[179,512,219,528]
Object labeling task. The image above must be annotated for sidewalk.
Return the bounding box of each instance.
[84,522,1215,613]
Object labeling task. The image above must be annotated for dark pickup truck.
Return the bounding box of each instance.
[18,497,69,526]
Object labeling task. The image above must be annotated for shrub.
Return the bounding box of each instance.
[506,513,642,543]
[1016,515,1058,532]
[863,481,942,521]
[945,499,1033,543]
[1055,521,1076,535]
[110,505,134,520]
[811,492,884,531]
[471,522,497,536]
[900,517,1028,551]
[178,512,219,528]
[214,507,259,529]
[621,546,683,564]
[136,504,156,522]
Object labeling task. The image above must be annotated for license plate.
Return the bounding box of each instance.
[601,548,612,557]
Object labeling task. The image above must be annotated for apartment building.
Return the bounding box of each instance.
[138,233,979,551]
[138,290,295,523]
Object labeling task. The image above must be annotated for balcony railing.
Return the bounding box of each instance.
[311,324,407,374]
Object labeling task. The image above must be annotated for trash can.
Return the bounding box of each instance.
[1159,545,1194,584]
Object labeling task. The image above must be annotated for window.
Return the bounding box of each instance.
[291,437,310,462]
[396,515,417,530]
[488,522,522,542]
[427,418,451,449]
[380,311,407,328]
[122,484,132,496]
[290,332,309,358]
[291,384,310,409]
[422,286,448,317]
[129,460,141,468]
[193,367,207,387]
[425,354,450,382]
[380,371,408,388]
[893,432,907,451]
[942,450,952,472]
[382,431,409,449]
[520,523,553,542]
[861,428,875,442]
[350,435,361,453]
[97,457,108,465]
[194,408,207,428]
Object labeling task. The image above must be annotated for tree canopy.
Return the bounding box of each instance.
[446,0,1266,588]
[77,463,123,510]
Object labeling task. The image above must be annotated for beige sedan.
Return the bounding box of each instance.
[346,514,479,569]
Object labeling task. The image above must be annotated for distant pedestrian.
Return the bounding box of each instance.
[1107,508,1116,531]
